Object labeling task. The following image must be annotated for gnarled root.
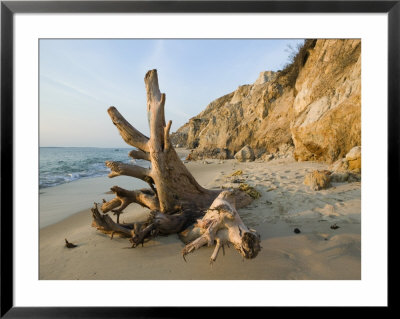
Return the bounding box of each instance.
[129,222,157,247]
[181,191,261,263]
[92,202,156,245]
[129,209,203,247]
[92,201,205,248]
[101,186,159,224]
[91,203,134,238]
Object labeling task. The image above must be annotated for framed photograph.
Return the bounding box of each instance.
[1,0,397,316]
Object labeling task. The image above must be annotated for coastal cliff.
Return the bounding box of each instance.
[171,39,361,163]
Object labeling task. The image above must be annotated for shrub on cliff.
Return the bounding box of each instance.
[278,39,317,88]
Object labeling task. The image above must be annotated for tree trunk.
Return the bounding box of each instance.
[91,69,260,261]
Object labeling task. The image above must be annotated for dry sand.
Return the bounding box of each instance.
[40,150,361,280]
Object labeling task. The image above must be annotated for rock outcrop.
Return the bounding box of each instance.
[290,40,361,163]
[172,39,361,164]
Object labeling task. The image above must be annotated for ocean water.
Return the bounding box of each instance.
[39,147,149,189]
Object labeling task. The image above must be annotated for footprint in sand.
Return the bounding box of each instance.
[279,250,296,260]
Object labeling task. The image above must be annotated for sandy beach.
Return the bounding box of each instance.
[39,149,361,280]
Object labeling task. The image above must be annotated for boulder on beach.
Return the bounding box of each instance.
[304,170,331,191]
[330,171,361,183]
[234,145,255,162]
[329,158,349,172]
[345,146,361,173]
[329,146,361,174]
[189,147,232,160]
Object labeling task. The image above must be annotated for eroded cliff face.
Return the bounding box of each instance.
[291,39,361,162]
[171,39,361,163]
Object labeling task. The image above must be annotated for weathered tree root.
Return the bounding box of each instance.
[92,202,206,247]
[90,69,261,262]
[101,186,159,224]
[91,203,134,238]
[181,191,261,263]
[92,191,260,262]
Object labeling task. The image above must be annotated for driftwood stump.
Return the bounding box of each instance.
[91,69,261,261]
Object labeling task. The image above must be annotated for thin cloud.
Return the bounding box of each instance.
[41,74,103,103]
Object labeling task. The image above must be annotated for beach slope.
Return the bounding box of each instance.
[40,155,360,280]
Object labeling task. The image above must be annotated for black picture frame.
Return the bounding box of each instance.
[1,0,396,317]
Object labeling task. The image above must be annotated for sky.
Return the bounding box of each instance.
[40,39,304,147]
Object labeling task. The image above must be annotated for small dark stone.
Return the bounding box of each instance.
[65,238,77,248]
[330,224,340,230]
[294,228,301,234]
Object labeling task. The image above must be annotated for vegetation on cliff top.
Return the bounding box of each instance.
[278,39,317,88]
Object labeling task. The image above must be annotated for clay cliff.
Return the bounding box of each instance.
[171,39,361,163]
